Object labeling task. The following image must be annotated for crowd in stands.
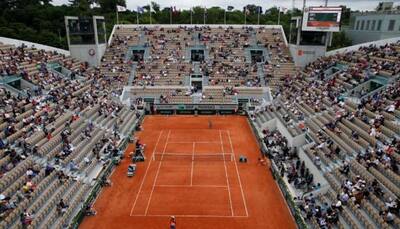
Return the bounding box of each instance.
[0,40,141,228]
[252,41,400,228]
[112,25,295,104]
[0,26,293,227]
[262,129,316,192]
[1,25,400,228]
[295,193,340,228]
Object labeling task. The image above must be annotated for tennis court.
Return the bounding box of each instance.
[80,115,295,229]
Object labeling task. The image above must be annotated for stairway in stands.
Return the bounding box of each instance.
[127,64,137,86]
[192,93,202,103]
[257,63,266,86]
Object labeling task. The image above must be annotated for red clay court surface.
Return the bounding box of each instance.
[80,115,296,229]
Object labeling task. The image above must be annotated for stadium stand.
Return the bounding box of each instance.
[116,25,292,105]
[0,23,399,228]
[0,41,141,228]
[249,40,400,228]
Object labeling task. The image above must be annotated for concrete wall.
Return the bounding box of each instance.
[0,37,70,55]
[289,44,327,68]
[298,146,329,193]
[345,30,383,44]
[69,43,106,66]
[260,118,307,148]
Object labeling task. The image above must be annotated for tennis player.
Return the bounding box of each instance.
[208,119,212,129]
[169,216,176,229]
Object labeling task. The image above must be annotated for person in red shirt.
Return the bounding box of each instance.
[47,132,52,140]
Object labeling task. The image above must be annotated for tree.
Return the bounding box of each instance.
[329,31,352,50]
[97,0,125,12]
[340,6,351,26]
[69,0,92,13]
[143,4,150,12]
[244,4,259,14]
[151,2,160,12]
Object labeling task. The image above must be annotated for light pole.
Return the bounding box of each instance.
[224,10,226,25]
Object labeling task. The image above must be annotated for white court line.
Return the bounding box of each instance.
[131,214,249,218]
[129,130,163,216]
[167,141,221,144]
[159,128,228,131]
[219,130,234,216]
[155,184,228,188]
[144,130,171,216]
[191,142,195,186]
[227,130,249,217]
[153,152,225,155]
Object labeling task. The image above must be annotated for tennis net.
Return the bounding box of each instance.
[152,153,234,162]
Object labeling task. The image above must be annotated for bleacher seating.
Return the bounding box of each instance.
[110,25,294,93]
[0,41,141,228]
[1,25,399,229]
[250,40,400,228]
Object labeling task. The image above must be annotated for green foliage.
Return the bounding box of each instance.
[329,31,352,51]
[151,2,160,12]
[97,0,126,12]
[0,1,353,51]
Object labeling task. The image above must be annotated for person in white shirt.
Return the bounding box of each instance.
[385,211,394,223]
[333,200,342,210]
[26,169,33,177]
[386,104,395,113]
[370,127,377,137]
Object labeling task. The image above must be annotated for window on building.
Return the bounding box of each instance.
[360,20,365,30]
[388,20,396,31]
[356,20,360,30]
[377,20,382,31]
[371,20,376,30]
[366,20,370,30]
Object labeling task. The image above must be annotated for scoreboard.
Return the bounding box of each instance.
[302,7,342,32]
